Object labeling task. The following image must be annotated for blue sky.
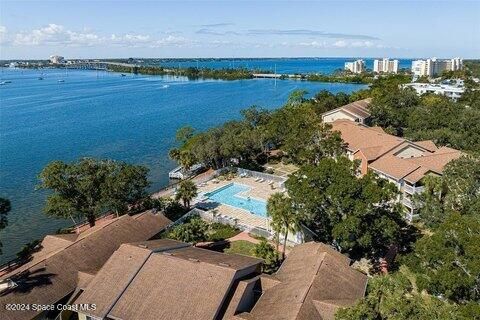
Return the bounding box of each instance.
[1,1,479,59]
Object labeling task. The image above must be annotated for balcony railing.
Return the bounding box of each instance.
[403,184,425,195]
[402,197,415,208]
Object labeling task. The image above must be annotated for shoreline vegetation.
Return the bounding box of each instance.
[7,58,479,83]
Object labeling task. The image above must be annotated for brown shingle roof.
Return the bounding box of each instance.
[331,120,404,157]
[414,140,438,152]
[75,240,262,320]
[341,98,372,119]
[323,99,372,121]
[369,154,421,180]
[239,242,367,320]
[0,212,171,320]
[330,120,462,183]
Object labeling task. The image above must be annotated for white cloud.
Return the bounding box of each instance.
[13,24,102,46]
[0,25,8,45]
[5,24,191,48]
[298,41,328,48]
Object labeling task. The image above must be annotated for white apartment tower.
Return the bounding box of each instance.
[373,58,399,73]
[344,59,365,74]
[411,57,463,77]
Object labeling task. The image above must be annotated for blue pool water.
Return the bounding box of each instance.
[206,183,267,217]
[0,67,365,263]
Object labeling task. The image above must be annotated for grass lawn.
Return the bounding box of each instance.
[207,223,241,242]
[223,240,257,256]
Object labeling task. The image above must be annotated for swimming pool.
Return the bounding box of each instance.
[205,183,267,217]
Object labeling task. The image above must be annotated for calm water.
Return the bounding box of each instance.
[0,67,366,263]
[149,57,414,74]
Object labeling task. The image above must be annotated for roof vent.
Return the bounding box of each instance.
[138,244,147,249]
[162,252,173,256]
[188,258,200,262]
[218,262,230,267]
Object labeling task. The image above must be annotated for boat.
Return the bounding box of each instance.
[38,77,44,80]
[0,80,11,85]
[120,74,126,77]
[58,79,65,83]
[161,85,169,89]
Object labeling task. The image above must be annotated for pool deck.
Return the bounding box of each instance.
[194,176,285,230]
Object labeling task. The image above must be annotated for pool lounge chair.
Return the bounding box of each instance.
[254,177,260,182]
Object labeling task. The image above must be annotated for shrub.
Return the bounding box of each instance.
[253,240,279,273]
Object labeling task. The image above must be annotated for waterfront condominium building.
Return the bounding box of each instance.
[344,59,365,74]
[328,118,463,221]
[373,58,399,73]
[411,57,463,77]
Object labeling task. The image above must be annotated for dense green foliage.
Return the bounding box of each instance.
[403,213,480,303]
[175,180,198,209]
[0,197,12,254]
[166,72,479,319]
[368,81,480,151]
[38,158,149,226]
[107,64,259,80]
[168,216,209,244]
[266,193,300,260]
[167,216,240,243]
[336,267,478,320]
[415,155,480,228]
[286,158,410,259]
[253,239,279,273]
[170,90,348,170]
[142,196,187,221]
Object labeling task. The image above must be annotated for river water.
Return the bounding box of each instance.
[0,66,366,262]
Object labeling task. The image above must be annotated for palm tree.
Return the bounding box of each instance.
[267,192,300,260]
[175,180,198,209]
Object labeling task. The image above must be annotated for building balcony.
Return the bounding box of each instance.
[402,184,424,195]
[402,197,415,209]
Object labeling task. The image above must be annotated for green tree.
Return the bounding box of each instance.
[286,158,407,259]
[415,175,449,229]
[175,126,195,145]
[404,213,480,303]
[442,155,480,215]
[415,155,480,228]
[38,158,150,227]
[103,162,149,216]
[253,239,279,273]
[287,89,308,107]
[336,267,463,320]
[168,216,208,244]
[0,197,12,254]
[175,180,198,209]
[267,192,300,260]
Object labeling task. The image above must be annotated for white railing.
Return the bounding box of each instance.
[236,168,287,188]
[403,184,425,194]
[402,197,414,208]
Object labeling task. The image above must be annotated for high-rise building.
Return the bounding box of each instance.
[49,55,65,64]
[344,59,365,74]
[411,57,463,77]
[373,58,399,73]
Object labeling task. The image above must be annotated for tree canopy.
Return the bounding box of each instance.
[38,158,149,226]
[415,155,480,228]
[403,213,480,304]
[267,192,300,260]
[286,157,408,259]
[175,180,198,209]
[336,267,475,320]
